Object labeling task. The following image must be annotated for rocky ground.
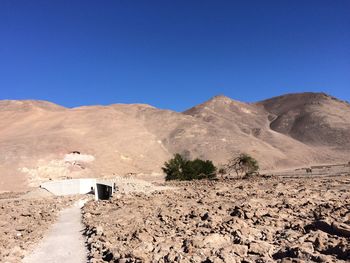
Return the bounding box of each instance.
[83,175,350,262]
[0,192,77,262]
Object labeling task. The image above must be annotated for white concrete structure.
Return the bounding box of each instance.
[40,179,114,200]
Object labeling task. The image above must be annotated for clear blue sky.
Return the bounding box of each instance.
[1,0,349,111]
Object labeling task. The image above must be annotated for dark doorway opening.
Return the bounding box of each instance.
[96,184,113,200]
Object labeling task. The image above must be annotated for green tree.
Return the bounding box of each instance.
[162,153,187,181]
[226,153,259,177]
[189,159,217,180]
[162,154,216,181]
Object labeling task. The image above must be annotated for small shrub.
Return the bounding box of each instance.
[226,153,259,177]
[217,167,227,178]
[162,154,216,181]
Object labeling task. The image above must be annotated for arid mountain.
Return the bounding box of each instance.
[0,93,349,191]
[184,94,349,167]
[257,92,350,148]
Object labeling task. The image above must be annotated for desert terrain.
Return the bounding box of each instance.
[0,92,350,191]
[0,170,349,262]
[82,175,350,262]
[0,92,349,262]
[0,191,77,262]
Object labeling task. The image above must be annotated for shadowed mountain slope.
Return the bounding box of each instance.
[257,93,350,148]
[0,93,349,191]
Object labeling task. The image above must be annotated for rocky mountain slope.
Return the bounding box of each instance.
[0,92,349,191]
[257,93,350,148]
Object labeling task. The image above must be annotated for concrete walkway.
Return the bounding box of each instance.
[22,200,87,263]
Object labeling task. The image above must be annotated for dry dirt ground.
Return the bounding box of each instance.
[0,192,77,262]
[22,200,88,263]
[83,176,350,263]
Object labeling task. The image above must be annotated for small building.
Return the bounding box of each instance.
[40,178,115,200]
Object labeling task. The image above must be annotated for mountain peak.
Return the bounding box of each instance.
[256,91,350,114]
[258,92,332,104]
[0,100,65,112]
[207,94,234,103]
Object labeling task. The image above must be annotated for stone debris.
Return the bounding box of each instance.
[0,193,77,262]
[111,176,173,195]
[83,176,350,262]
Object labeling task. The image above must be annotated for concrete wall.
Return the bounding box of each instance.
[79,179,97,194]
[41,178,114,200]
[95,180,114,200]
[96,180,114,189]
[41,179,96,196]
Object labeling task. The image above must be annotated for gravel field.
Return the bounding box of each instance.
[0,193,77,262]
[83,176,350,263]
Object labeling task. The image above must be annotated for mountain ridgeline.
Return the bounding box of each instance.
[0,92,349,191]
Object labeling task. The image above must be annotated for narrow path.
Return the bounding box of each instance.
[22,200,87,263]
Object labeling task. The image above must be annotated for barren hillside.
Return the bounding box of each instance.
[257,93,350,148]
[0,92,349,191]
